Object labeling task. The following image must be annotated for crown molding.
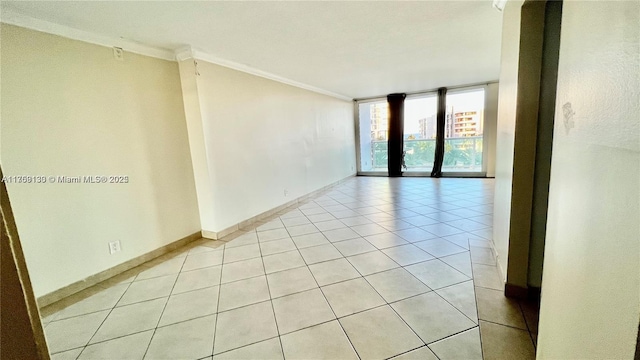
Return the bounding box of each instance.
[0,7,175,61]
[175,46,353,102]
[175,47,195,62]
[0,8,353,101]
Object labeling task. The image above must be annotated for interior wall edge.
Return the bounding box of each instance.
[1,166,51,359]
[505,0,546,289]
[492,0,525,284]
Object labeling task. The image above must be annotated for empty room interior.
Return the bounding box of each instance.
[1,1,638,360]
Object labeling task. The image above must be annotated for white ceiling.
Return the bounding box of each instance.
[1,1,503,99]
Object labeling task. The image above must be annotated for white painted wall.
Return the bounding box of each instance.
[186,59,356,232]
[537,1,639,358]
[0,25,201,297]
[492,0,524,281]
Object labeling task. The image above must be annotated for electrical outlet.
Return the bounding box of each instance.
[108,240,121,254]
[284,189,289,197]
[113,47,124,61]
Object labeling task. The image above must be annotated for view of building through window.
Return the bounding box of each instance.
[358,87,484,173]
[358,101,388,172]
[369,103,389,141]
[444,89,485,172]
[404,95,438,170]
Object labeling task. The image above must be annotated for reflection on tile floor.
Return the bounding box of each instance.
[41,177,538,360]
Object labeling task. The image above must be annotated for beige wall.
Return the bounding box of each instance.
[181,59,356,232]
[0,24,201,297]
[492,0,524,282]
[537,1,639,358]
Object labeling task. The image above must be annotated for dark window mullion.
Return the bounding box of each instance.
[431,87,447,177]
[387,93,406,177]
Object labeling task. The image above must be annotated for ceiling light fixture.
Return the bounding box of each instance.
[493,0,508,11]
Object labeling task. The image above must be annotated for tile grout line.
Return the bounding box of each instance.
[208,334,281,358]
[209,234,228,358]
[425,325,483,349]
[479,318,532,332]
[343,251,434,355]
[94,245,222,286]
[140,252,190,359]
[469,235,486,360]
[336,241,464,359]
[254,228,287,360]
[46,178,498,359]
[73,276,139,360]
[383,345,430,360]
[418,247,482,328]
[474,283,505,291]
[326,192,484,357]
[259,212,483,298]
[284,208,363,360]
[196,267,473,318]
[50,252,226,323]
[257,225,475,274]
[431,282,480,326]
[517,301,538,349]
[54,327,166,356]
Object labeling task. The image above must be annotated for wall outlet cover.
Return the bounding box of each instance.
[109,240,121,254]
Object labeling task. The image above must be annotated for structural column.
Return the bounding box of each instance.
[176,51,217,238]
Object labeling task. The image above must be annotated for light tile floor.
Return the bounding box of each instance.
[41,177,539,360]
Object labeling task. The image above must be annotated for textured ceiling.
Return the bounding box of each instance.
[1,1,503,99]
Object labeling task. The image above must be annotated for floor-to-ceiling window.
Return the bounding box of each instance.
[403,94,438,171]
[357,100,388,173]
[356,86,487,177]
[443,88,485,173]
